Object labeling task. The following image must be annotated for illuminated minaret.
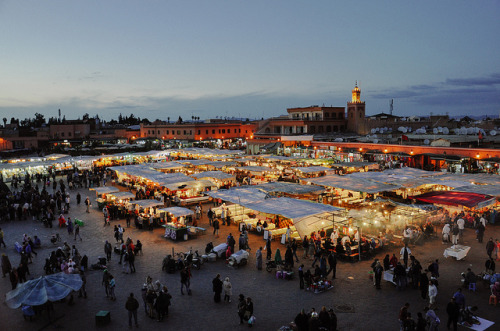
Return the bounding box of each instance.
[347,81,366,134]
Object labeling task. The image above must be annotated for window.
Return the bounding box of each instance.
[326,126,332,132]
[189,130,192,135]
[325,113,329,118]
[332,113,337,119]
[212,129,215,134]
[198,130,200,134]
[157,130,160,134]
[218,129,221,134]
[309,126,315,133]
[339,113,343,119]
[61,132,65,137]
[148,130,150,134]
[239,129,241,133]
[333,125,338,132]
[183,130,186,135]
[318,126,324,133]
[177,130,180,135]
[68,132,72,137]
[227,129,230,133]
[222,129,225,134]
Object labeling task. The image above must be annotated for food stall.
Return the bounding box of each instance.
[127,199,165,229]
[158,207,194,241]
[165,180,215,206]
[89,186,121,209]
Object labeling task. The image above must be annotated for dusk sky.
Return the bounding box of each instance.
[1,1,499,122]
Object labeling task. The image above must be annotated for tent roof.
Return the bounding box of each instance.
[243,197,341,220]
[238,166,276,173]
[452,184,500,197]
[164,179,215,191]
[107,191,136,200]
[292,166,331,173]
[412,191,495,208]
[304,175,399,193]
[190,171,235,181]
[157,207,194,217]
[206,187,267,204]
[149,162,185,170]
[130,199,165,209]
[89,186,120,195]
[255,182,325,195]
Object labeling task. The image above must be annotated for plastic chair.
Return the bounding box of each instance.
[468,283,476,292]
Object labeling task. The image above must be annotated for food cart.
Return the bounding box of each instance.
[128,199,165,229]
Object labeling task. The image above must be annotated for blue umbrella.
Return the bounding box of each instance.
[6,272,82,309]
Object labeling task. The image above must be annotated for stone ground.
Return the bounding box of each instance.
[0,180,499,331]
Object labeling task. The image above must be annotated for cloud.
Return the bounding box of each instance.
[445,73,500,87]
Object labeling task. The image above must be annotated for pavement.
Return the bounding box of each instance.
[1,180,499,331]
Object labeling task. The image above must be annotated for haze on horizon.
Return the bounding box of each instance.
[0,1,499,122]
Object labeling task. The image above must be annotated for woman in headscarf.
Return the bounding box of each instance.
[1,254,12,277]
[274,248,282,266]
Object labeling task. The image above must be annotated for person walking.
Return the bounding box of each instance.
[428,281,438,309]
[400,244,411,269]
[125,292,139,328]
[102,269,110,298]
[298,264,304,289]
[180,267,191,295]
[255,247,263,270]
[0,228,7,248]
[212,273,223,303]
[108,274,116,301]
[74,222,82,241]
[424,307,440,331]
[128,248,136,273]
[302,235,309,259]
[398,303,410,331]
[156,286,172,322]
[446,297,460,331]
[223,277,232,303]
[476,222,485,243]
[213,218,220,237]
[291,239,299,263]
[326,251,337,279]
[2,254,12,277]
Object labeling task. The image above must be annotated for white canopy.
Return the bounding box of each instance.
[206,187,267,204]
[190,171,235,181]
[130,200,164,209]
[292,166,331,173]
[107,191,136,200]
[164,179,215,191]
[89,186,120,195]
[305,175,399,194]
[157,207,194,217]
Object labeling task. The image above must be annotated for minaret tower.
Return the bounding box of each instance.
[347,81,366,134]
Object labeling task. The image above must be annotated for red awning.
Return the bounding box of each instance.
[412,191,495,208]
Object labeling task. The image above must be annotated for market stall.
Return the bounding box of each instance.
[127,199,165,229]
[89,186,121,209]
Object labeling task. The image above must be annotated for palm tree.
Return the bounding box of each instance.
[167,117,170,123]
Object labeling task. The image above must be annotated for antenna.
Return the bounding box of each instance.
[390,99,393,116]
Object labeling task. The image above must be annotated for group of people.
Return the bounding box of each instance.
[293,307,337,331]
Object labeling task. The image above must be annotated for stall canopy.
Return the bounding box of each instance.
[452,184,500,197]
[190,171,235,181]
[305,175,399,194]
[157,207,194,217]
[255,182,325,195]
[149,162,185,170]
[292,166,331,173]
[238,166,275,173]
[206,187,267,204]
[107,191,136,200]
[412,191,496,208]
[89,186,120,195]
[243,197,342,237]
[131,199,165,209]
[164,179,215,191]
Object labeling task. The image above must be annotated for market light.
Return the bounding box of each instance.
[359,148,363,152]
[410,151,414,155]
[476,154,480,159]
[384,149,388,153]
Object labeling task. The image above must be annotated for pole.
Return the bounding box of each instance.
[357,226,362,262]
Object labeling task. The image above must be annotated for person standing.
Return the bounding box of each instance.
[74,222,82,241]
[2,254,12,277]
[213,218,220,237]
[104,241,112,262]
[451,224,459,245]
[85,197,91,213]
[420,270,429,300]
[126,212,131,228]
[398,303,410,331]
[207,207,213,226]
[102,269,110,298]
[128,248,136,273]
[78,270,87,298]
[76,192,81,205]
[486,238,495,259]
[457,217,465,242]
[298,264,304,289]
[291,239,299,263]
[108,275,116,301]
[476,222,485,243]
[237,294,246,325]
[265,237,272,260]
[424,307,440,331]
[212,273,223,303]
[125,293,139,328]
[223,277,232,303]
[374,260,383,290]
[400,244,411,269]
[255,247,263,270]
[302,235,309,259]
[446,298,459,331]
[0,228,6,248]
